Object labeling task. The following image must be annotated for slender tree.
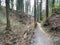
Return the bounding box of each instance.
[34,0,37,27]
[25,0,29,13]
[0,0,1,10]
[36,0,39,21]
[48,0,52,15]
[16,0,20,10]
[52,0,55,13]
[59,0,60,6]
[46,0,49,19]
[5,0,11,31]
[16,0,24,13]
[10,0,14,11]
[25,0,30,14]
[40,0,42,20]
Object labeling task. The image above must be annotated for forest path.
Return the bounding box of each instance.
[29,22,53,45]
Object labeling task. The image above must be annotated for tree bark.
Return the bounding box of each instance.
[40,0,42,20]
[46,0,49,19]
[16,0,24,13]
[52,0,55,13]
[0,0,1,10]
[10,0,14,11]
[6,0,11,31]
[36,0,39,21]
[34,0,37,27]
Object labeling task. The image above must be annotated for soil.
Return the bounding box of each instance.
[43,8,60,44]
[0,7,34,45]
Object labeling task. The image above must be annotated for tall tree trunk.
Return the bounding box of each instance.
[46,0,49,19]
[0,0,1,10]
[34,0,37,27]
[40,0,42,20]
[16,0,21,12]
[52,0,55,13]
[25,0,30,14]
[16,0,24,13]
[10,0,14,11]
[59,0,60,6]
[6,0,11,31]
[25,0,28,14]
[36,0,39,21]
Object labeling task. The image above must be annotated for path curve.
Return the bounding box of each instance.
[29,23,53,45]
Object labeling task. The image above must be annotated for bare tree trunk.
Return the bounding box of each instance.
[6,0,11,31]
[16,0,24,13]
[10,0,14,11]
[36,0,39,21]
[0,0,1,10]
[52,0,55,13]
[34,0,37,27]
[46,0,49,19]
[59,0,60,6]
[40,0,42,20]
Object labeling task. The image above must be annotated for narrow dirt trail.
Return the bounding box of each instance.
[29,23,53,45]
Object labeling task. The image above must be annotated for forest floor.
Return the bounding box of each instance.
[0,7,34,45]
[43,13,60,45]
[0,7,60,45]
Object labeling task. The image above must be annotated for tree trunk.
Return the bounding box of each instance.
[52,0,55,13]
[40,0,42,20]
[36,0,39,21]
[25,0,30,14]
[10,0,14,11]
[25,0,28,14]
[0,0,1,10]
[6,0,11,31]
[46,0,49,19]
[59,0,60,6]
[16,0,24,13]
[34,0,37,27]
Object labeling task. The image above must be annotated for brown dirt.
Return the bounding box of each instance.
[44,13,60,31]
[43,9,60,42]
[0,7,34,45]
